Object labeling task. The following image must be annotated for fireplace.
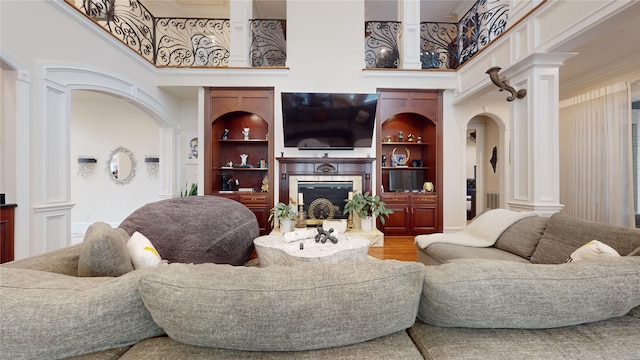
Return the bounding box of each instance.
[278,157,374,226]
[298,181,353,222]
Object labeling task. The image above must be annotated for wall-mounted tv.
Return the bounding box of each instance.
[282,92,378,150]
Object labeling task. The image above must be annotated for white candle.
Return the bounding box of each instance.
[348,191,353,200]
[298,193,303,204]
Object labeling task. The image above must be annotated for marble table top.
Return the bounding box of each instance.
[253,233,370,267]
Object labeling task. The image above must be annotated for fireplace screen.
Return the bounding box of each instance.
[298,181,353,224]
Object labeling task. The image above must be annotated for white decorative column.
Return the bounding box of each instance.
[228,0,252,67]
[504,53,575,216]
[13,68,31,260]
[31,80,74,255]
[398,0,422,69]
[158,128,180,198]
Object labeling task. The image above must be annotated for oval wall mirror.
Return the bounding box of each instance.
[106,146,137,185]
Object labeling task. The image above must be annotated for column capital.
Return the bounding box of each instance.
[506,52,578,76]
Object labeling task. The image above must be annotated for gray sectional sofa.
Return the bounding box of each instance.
[1,209,639,359]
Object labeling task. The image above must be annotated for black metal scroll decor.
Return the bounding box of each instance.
[77,0,509,70]
[250,20,287,67]
[458,0,509,66]
[75,0,285,68]
[156,18,230,67]
[365,21,401,69]
[81,0,155,64]
[420,22,458,69]
[366,0,509,69]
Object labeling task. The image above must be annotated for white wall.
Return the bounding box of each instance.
[70,92,161,233]
[483,117,500,194]
[0,68,17,204]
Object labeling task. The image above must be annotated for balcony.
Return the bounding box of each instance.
[67,0,508,70]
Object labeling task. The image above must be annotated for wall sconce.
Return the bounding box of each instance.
[486,66,526,102]
[77,156,97,178]
[144,156,160,179]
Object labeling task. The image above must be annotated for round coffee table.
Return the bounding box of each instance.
[253,233,370,267]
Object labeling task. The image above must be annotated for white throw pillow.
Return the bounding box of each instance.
[566,240,620,262]
[127,231,162,269]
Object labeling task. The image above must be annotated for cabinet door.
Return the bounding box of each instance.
[411,204,438,234]
[240,193,270,235]
[245,204,270,235]
[380,194,411,235]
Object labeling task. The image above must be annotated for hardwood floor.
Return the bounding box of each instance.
[249,235,419,262]
[368,236,417,262]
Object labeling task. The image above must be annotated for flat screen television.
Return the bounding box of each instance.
[388,170,424,192]
[282,92,378,150]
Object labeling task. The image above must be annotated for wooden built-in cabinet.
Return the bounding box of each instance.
[1,204,16,263]
[376,89,443,235]
[204,87,274,235]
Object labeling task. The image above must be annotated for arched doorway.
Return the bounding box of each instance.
[465,114,503,220]
[70,90,164,238]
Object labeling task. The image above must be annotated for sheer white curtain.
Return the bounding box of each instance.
[559,81,635,227]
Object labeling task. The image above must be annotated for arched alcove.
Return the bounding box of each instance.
[464,112,508,221]
[70,90,164,235]
[27,65,182,256]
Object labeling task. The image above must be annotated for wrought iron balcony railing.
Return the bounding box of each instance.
[365,0,509,69]
[67,0,286,68]
[69,0,507,70]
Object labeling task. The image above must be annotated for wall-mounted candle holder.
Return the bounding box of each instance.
[77,156,97,178]
[144,156,160,179]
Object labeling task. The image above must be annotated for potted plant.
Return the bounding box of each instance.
[344,192,393,232]
[181,182,198,197]
[268,202,297,233]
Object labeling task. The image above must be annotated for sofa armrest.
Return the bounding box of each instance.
[1,243,83,276]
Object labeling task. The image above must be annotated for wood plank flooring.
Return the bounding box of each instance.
[250,235,418,262]
[368,236,417,262]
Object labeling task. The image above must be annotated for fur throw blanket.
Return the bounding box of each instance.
[414,209,536,249]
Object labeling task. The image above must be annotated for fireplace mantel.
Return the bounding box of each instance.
[277,157,374,204]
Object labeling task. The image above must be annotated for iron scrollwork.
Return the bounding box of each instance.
[458,0,509,66]
[365,21,400,69]
[420,22,458,69]
[156,18,230,67]
[250,19,287,67]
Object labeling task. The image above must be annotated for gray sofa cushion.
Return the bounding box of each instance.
[78,222,134,277]
[418,257,640,329]
[408,315,640,360]
[120,331,424,359]
[137,260,425,352]
[494,216,548,259]
[0,268,164,359]
[530,213,640,264]
[1,243,84,276]
[418,243,530,265]
[119,196,259,265]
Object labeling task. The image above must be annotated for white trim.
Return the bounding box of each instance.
[0,49,32,260]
